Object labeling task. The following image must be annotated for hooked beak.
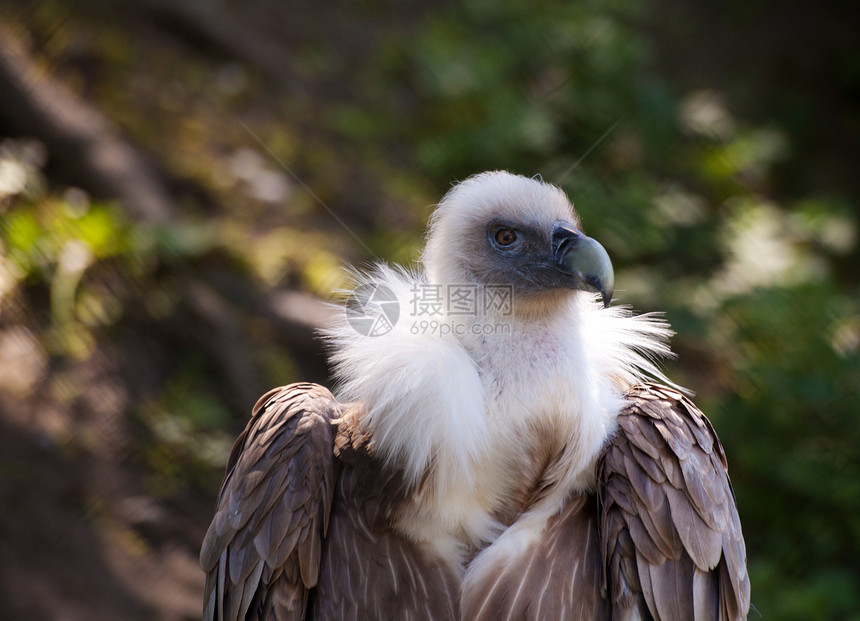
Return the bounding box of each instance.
[550,222,615,308]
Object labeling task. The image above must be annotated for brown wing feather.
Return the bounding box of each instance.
[599,383,751,620]
[461,496,608,621]
[200,383,339,621]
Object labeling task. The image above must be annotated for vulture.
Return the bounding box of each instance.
[200,171,750,620]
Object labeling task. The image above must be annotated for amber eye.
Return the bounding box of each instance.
[493,228,517,247]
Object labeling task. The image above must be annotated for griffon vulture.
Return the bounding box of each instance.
[200,171,750,620]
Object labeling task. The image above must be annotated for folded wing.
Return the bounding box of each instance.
[599,383,750,620]
[200,383,339,621]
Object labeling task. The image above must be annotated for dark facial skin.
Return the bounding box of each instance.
[458,217,614,307]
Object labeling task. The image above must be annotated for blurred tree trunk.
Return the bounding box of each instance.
[0,26,174,222]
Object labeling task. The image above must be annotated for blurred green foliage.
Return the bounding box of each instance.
[1,0,859,618]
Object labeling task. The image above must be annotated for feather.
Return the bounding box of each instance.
[461,495,607,621]
[647,553,695,619]
[665,485,724,569]
[312,451,460,620]
[239,560,265,619]
[694,566,719,620]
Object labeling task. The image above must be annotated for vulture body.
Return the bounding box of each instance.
[200,171,750,620]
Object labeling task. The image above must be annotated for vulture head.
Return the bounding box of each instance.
[422,172,614,313]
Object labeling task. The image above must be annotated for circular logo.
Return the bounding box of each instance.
[345,282,400,337]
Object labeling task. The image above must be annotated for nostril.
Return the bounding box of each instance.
[550,222,583,256]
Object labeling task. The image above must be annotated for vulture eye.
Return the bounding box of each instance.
[492,227,518,247]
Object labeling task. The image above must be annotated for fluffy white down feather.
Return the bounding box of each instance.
[324,265,674,542]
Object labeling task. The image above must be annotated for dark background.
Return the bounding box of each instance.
[0,1,858,619]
